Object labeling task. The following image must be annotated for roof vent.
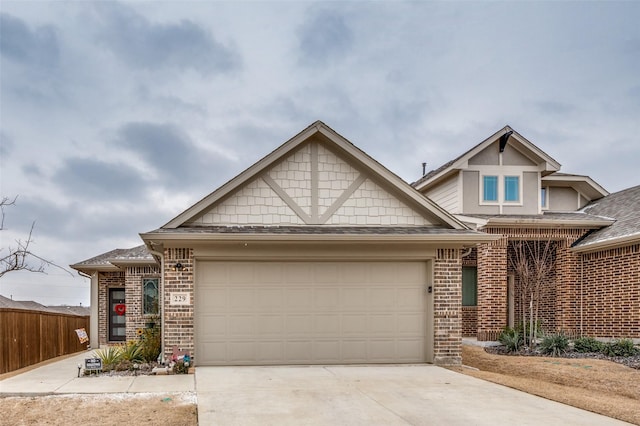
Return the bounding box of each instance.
[422,162,427,176]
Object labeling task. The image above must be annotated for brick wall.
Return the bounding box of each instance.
[97,271,124,345]
[124,266,160,341]
[433,248,462,365]
[580,244,640,338]
[163,248,195,361]
[462,306,478,337]
[477,236,507,341]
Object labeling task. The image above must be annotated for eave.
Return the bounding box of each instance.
[572,233,640,253]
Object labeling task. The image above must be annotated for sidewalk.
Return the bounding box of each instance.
[0,351,194,395]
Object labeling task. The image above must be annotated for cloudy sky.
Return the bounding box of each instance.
[1,1,639,306]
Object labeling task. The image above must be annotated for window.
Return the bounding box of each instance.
[504,176,519,202]
[541,187,547,208]
[462,267,477,306]
[483,176,498,202]
[143,278,159,315]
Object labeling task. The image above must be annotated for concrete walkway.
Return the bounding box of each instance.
[0,351,194,395]
[1,353,631,425]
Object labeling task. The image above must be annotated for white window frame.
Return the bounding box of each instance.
[503,175,521,203]
[479,171,524,207]
[541,186,549,210]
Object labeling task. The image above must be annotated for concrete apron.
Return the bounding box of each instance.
[195,364,630,426]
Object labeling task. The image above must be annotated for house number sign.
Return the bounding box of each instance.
[170,292,190,305]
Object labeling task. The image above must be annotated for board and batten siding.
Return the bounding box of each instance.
[425,174,460,214]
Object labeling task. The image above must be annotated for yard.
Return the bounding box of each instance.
[449,345,640,425]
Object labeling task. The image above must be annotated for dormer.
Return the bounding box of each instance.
[413,126,561,215]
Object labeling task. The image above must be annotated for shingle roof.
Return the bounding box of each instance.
[71,245,153,268]
[573,185,640,248]
[145,225,484,236]
[461,212,613,223]
[0,295,89,316]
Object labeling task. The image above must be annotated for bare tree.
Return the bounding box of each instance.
[0,196,72,278]
[509,239,556,349]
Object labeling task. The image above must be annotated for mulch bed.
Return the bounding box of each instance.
[485,346,640,369]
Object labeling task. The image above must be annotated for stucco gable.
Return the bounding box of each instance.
[166,121,465,230]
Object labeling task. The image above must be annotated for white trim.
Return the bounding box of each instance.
[478,170,524,208]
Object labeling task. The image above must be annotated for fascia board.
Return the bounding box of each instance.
[140,231,499,244]
[543,175,609,199]
[69,263,120,274]
[571,233,640,253]
[482,217,614,229]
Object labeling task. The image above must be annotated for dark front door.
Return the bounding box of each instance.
[109,288,126,341]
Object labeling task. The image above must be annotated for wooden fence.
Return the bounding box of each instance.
[0,308,89,374]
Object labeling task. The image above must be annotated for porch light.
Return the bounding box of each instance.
[173,262,185,271]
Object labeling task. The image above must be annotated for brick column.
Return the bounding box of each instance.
[433,248,462,365]
[555,239,580,336]
[477,237,508,341]
[163,248,195,361]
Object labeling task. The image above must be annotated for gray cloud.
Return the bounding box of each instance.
[114,121,235,191]
[297,9,354,66]
[93,2,241,74]
[0,131,14,159]
[53,157,149,201]
[0,13,59,69]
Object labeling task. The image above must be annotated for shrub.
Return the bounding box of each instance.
[120,340,143,363]
[602,339,638,357]
[173,360,189,374]
[140,327,161,362]
[94,346,122,371]
[540,333,569,357]
[573,337,604,353]
[499,327,523,353]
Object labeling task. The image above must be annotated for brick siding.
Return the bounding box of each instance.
[163,248,195,361]
[433,248,462,364]
[124,266,161,341]
[579,244,640,338]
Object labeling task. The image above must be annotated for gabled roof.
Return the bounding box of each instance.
[572,185,640,252]
[161,120,467,231]
[413,126,561,191]
[542,173,608,201]
[70,245,154,274]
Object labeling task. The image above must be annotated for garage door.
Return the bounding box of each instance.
[195,261,427,365]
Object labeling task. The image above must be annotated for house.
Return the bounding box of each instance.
[413,126,639,340]
[71,121,497,366]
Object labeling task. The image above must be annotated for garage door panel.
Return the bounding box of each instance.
[196,261,427,365]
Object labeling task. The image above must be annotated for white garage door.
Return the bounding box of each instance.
[195,261,427,365]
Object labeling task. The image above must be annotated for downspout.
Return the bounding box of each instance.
[146,246,165,363]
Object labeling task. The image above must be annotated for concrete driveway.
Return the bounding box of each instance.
[195,365,629,426]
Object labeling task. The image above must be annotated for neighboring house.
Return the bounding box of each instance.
[413,126,639,340]
[71,121,496,366]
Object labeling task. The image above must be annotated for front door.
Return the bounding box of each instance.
[109,288,126,341]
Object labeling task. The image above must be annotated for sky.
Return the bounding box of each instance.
[1,1,639,307]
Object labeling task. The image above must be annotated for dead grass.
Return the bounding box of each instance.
[0,393,197,426]
[448,345,640,425]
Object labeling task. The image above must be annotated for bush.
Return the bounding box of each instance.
[140,327,161,362]
[94,346,122,371]
[499,327,523,353]
[573,337,604,353]
[602,339,638,357]
[540,333,569,357]
[173,360,189,374]
[120,341,143,363]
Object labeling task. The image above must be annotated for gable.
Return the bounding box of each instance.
[186,140,434,227]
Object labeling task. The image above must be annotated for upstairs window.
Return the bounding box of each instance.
[541,187,547,208]
[483,176,498,202]
[504,176,520,202]
[143,278,159,315]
